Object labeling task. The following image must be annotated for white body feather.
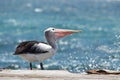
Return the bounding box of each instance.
[19,43,56,62]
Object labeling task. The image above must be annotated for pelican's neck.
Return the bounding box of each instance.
[45,35,57,50]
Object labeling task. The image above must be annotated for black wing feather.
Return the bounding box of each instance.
[14,41,48,55]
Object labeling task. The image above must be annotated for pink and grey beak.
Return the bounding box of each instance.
[54,28,81,38]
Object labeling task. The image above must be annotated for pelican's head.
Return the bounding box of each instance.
[45,27,81,41]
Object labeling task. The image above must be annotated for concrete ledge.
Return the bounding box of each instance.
[0,70,120,80]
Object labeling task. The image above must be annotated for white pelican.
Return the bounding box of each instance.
[14,27,81,70]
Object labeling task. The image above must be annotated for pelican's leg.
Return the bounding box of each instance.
[40,63,44,70]
[30,62,32,70]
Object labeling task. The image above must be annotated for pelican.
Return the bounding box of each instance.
[14,27,81,70]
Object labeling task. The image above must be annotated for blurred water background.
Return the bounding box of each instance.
[0,0,120,73]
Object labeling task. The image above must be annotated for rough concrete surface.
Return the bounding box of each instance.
[0,70,120,80]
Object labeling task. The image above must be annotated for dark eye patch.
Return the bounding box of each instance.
[52,29,55,30]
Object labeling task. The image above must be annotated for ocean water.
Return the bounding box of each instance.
[0,0,120,73]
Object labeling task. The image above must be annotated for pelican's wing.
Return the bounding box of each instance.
[14,41,50,55]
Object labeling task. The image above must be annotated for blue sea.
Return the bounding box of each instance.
[0,0,120,73]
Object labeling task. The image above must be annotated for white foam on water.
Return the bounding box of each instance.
[97,45,120,53]
[34,8,43,13]
[26,3,32,7]
[4,19,19,26]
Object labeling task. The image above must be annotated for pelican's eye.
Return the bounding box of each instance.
[51,28,55,32]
